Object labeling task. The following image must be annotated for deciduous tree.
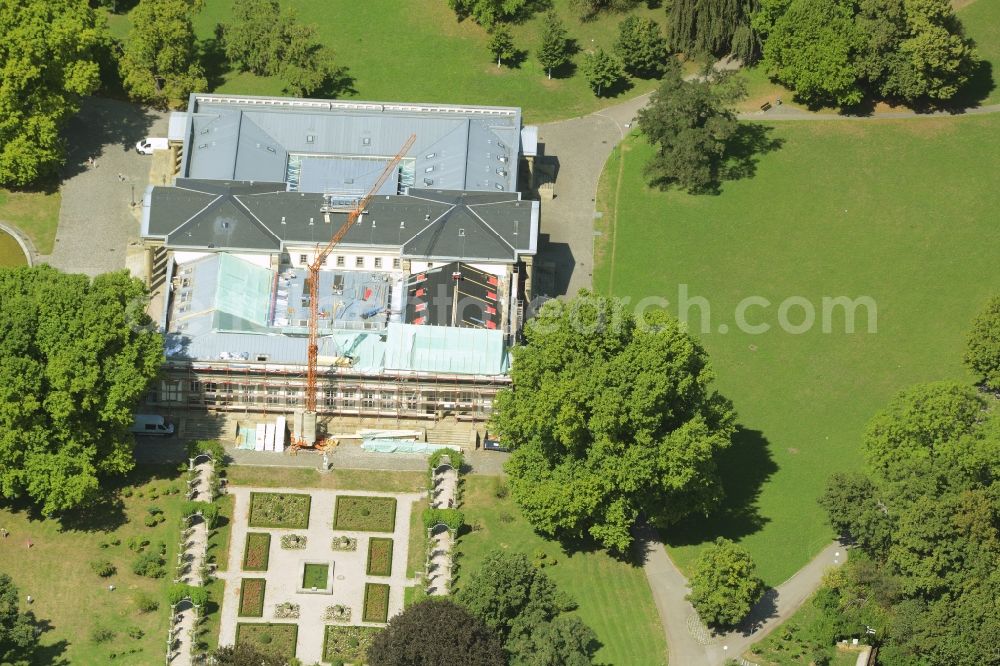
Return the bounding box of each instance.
[220,0,279,76]
[581,48,625,96]
[614,16,670,79]
[818,472,892,555]
[666,0,761,64]
[537,11,571,79]
[119,0,207,107]
[493,293,736,552]
[570,0,641,21]
[687,537,765,627]
[488,25,517,68]
[368,599,504,666]
[449,0,529,27]
[0,574,38,666]
[636,66,747,193]
[506,615,598,666]
[0,0,104,186]
[964,295,1000,391]
[0,266,163,516]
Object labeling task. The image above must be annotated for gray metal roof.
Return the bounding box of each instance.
[144,181,538,261]
[182,94,522,193]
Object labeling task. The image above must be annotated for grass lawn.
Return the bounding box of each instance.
[456,476,667,666]
[104,0,665,123]
[201,493,234,651]
[367,537,394,577]
[0,230,27,267]
[227,465,425,493]
[594,115,1000,584]
[0,188,60,255]
[323,625,381,664]
[959,0,1000,104]
[238,578,266,617]
[248,492,311,529]
[0,466,195,665]
[236,622,298,659]
[333,496,397,532]
[242,532,271,571]
[301,562,329,589]
[406,500,427,577]
[362,582,391,623]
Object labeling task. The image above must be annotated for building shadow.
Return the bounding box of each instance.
[531,235,576,298]
[663,426,778,548]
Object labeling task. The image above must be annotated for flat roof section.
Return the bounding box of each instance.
[405,262,501,330]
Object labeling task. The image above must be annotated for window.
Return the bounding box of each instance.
[392,258,401,269]
[374,257,382,269]
[355,257,365,268]
[190,380,201,393]
[362,391,376,408]
[381,391,394,409]
[336,256,345,267]
[299,254,308,265]
[427,262,434,269]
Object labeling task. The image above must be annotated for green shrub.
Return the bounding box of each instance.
[423,508,464,531]
[187,439,227,464]
[126,536,149,552]
[90,559,116,577]
[143,514,161,527]
[132,549,166,578]
[147,505,163,516]
[127,626,144,640]
[428,447,463,472]
[494,482,509,499]
[122,487,133,498]
[148,489,160,500]
[91,626,115,644]
[134,592,159,613]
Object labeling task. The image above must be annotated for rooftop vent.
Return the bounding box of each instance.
[362,137,371,146]
[424,166,434,173]
[280,216,286,224]
[221,221,230,229]
[495,183,504,191]
[306,134,315,143]
[198,143,207,149]
[424,214,430,221]
[425,152,436,159]
[423,178,433,186]
[309,217,314,225]
[266,146,276,153]
[458,229,465,237]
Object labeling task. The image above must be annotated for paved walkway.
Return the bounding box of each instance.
[46,96,166,276]
[169,459,214,666]
[427,465,458,596]
[637,526,846,666]
[742,101,1000,122]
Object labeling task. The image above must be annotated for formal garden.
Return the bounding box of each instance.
[222,483,421,662]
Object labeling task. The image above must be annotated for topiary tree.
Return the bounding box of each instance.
[965,296,1000,391]
[687,537,765,628]
[368,599,504,666]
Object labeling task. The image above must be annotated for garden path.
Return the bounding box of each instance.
[169,459,214,666]
[427,466,458,596]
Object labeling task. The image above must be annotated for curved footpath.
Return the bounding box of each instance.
[539,89,999,665]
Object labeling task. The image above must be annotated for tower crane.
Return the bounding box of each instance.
[295,133,416,449]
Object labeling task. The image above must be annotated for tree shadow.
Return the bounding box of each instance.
[506,49,530,70]
[33,639,70,666]
[200,30,230,92]
[663,427,778,548]
[60,96,160,180]
[940,58,994,112]
[57,463,180,533]
[719,123,785,186]
[596,76,634,99]
[318,66,358,99]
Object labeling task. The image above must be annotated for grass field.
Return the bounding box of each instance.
[960,0,1000,104]
[0,466,194,665]
[456,476,667,666]
[595,115,1000,585]
[104,0,664,123]
[0,230,27,267]
[0,188,60,255]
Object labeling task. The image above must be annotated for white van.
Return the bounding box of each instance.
[131,414,174,436]
[135,137,169,155]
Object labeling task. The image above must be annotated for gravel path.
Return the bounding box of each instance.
[170,460,214,666]
[427,466,458,596]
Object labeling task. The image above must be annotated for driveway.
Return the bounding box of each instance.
[46,96,166,276]
[533,93,652,298]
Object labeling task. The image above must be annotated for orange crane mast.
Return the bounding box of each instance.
[304,134,416,423]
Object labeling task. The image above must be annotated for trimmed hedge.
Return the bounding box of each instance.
[236,622,298,659]
[362,583,391,623]
[428,447,463,472]
[239,578,266,617]
[333,496,396,532]
[422,508,464,532]
[242,532,271,571]
[248,492,311,529]
[366,537,394,577]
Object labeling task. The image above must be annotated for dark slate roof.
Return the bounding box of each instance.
[405,262,502,329]
[144,181,537,261]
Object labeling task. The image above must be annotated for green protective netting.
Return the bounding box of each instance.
[214,254,274,330]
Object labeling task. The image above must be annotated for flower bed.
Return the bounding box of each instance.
[333,496,397,532]
[280,534,307,550]
[273,602,299,619]
[236,622,298,659]
[362,583,390,623]
[239,578,266,617]
[248,492,311,529]
[323,625,381,663]
[331,535,358,551]
[242,532,271,571]
[323,604,352,622]
[302,563,329,590]
[366,537,394,577]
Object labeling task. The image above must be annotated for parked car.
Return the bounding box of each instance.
[130,414,174,436]
[135,137,169,155]
[483,438,509,452]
